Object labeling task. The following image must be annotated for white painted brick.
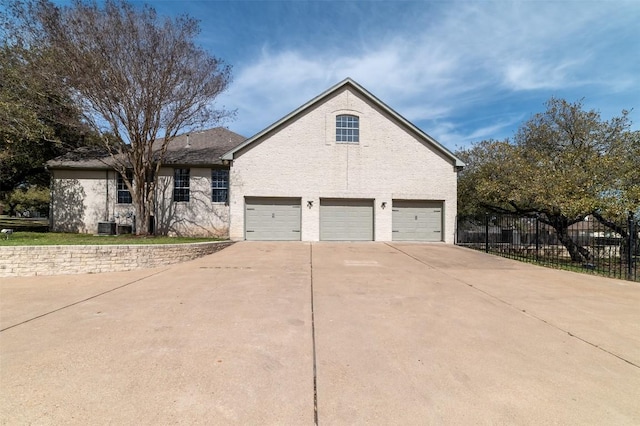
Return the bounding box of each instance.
[229,87,459,243]
[51,168,230,237]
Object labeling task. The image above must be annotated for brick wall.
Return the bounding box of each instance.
[228,87,458,242]
[0,241,233,277]
[50,168,231,237]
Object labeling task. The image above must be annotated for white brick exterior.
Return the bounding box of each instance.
[155,167,229,237]
[51,169,123,234]
[49,80,461,240]
[228,86,460,243]
[51,167,229,237]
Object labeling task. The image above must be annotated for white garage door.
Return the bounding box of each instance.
[320,199,374,241]
[245,197,301,241]
[392,200,443,241]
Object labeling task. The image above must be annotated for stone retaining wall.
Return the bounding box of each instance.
[0,241,233,277]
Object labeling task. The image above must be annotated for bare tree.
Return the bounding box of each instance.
[34,0,232,234]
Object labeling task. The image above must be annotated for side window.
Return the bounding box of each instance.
[336,114,359,143]
[117,171,133,204]
[173,168,190,202]
[211,169,229,203]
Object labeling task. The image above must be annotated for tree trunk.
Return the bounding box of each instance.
[543,214,591,263]
[134,198,148,235]
[143,189,154,236]
[131,174,148,235]
[7,201,18,217]
[555,227,591,263]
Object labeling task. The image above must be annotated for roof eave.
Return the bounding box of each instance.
[46,164,112,170]
[221,78,465,168]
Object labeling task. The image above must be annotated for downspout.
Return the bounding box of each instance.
[47,166,54,231]
[152,167,157,235]
[223,158,232,239]
[106,170,109,221]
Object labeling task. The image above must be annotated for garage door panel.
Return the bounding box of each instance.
[245,197,301,241]
[392,200,442,241]
[320,199,373,241]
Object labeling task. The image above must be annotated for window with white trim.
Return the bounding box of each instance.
[211,169,229,203]
[173,168,190,202]
[336,114,359,143]
[117,171,132,204]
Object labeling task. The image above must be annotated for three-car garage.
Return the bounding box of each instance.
[222,79,463,245]
[244,197,443,242]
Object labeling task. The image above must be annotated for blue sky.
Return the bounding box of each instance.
[71,1,640,150]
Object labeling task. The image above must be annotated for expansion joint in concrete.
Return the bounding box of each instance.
[385,243,640,371]
[310,243,319,425]
[0,268,169,333]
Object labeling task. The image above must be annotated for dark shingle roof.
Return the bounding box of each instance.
[47,146,114,169]
[47,127,245,169]
[156,128,245,166]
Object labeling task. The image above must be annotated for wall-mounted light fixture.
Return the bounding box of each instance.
[381,202,387,209]
[307,200,314,208]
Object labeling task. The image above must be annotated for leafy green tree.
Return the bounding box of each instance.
[456,139,516,222]
[5,185,50,216]
[0,7,93,210]
[597,130,640,217]
[457,98,634,262]
[592,130,640,257]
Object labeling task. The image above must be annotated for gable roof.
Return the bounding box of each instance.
[221,78,465,167]
[47,127,245,170]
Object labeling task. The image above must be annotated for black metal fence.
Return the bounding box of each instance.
[456,214,639,282]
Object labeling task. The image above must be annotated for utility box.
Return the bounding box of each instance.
[117,224,133,235]
[97,221,116,235]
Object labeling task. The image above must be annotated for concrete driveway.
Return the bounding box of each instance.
[1,242,639,425]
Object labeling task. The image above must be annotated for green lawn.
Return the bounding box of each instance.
[0,231,224,246]
[0,218,224,246]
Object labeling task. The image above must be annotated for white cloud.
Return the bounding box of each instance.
[218,50,336,137]
[219,1,639,145]
[503,60,584,91]
[427,116,524,151]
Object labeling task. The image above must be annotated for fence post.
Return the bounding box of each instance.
[485,213,489,253]
[536,215,540,262]
[628,211,635,280]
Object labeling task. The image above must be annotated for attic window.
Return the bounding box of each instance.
[336,114,359,143]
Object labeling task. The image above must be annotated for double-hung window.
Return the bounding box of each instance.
[173,168,190,202]
[211,169,229,203]
[336,114,359,143]
[117,171,132,204]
